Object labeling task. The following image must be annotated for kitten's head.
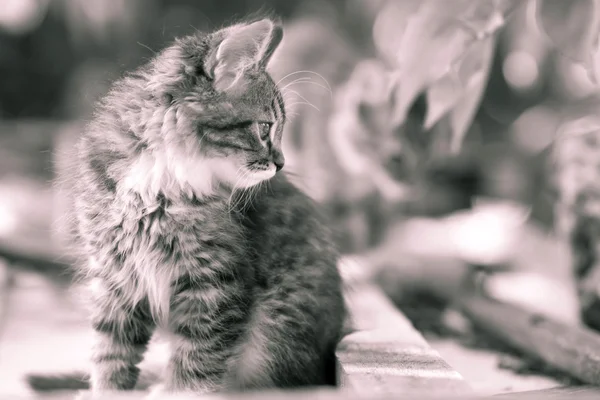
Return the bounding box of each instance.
[134,18,286,197]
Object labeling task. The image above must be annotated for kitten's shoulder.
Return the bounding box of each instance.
[248,173,334,234]
[264,173,318,207]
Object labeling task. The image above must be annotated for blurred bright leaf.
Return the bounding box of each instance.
[381,0,474,126]
[424,73,463,131]
[459,0,515,38]
[373,0,520,151]
[450,37,495,152]
[424,36,494,133]
[372,0,421,66]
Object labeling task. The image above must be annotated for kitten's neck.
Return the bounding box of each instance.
[119,149,230,204]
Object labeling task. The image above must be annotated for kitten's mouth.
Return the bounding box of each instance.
[237,166,276,188]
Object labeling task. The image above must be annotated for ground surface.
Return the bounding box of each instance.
[0,266,568,399]
[0,269,170,399]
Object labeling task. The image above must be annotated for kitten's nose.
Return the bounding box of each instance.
[272,151,285,172]
[274,159,284,172]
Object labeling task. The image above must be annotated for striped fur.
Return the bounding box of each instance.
[55,18,345,396]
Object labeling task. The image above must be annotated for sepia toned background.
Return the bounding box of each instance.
[0,0,597,397]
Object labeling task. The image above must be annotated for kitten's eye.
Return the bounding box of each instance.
[258,122,272,141]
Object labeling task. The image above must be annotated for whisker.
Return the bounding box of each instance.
[232,182,249,213]
[231,169,251,212]
[238,176,253,211]
[198,130,209,148]
[227,166,245,213]
[276,71,311,87]
[282,168,334,189]
[239,175,255,211]
[284,90,319,111]
[276,70,333,93]
[137,42,156,54]
[286,102,320,112]
[283,80,333,99]
[281,94,297,105]
[246,182,261,211]
[258,180,268,203]
[280,77,314,93]
[280,89,302,100]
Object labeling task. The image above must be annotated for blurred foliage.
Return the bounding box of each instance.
[0,0,374,119]
[2,0,600,257]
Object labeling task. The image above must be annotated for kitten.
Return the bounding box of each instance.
[41,18,345,396]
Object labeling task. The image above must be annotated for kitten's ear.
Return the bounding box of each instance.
[207,19,283,93]
[255,19,283,68]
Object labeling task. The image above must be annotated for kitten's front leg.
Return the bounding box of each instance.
[88,278,155,392]
[164,274,248,393]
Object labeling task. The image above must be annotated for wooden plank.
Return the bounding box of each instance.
[337,257,473,397]
[0,240,73,283]
[458,294,600,386]
[27,281,472,400]
[493,386,600,399]
[26,387,600,400]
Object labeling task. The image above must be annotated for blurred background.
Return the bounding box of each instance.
[0,0,599,397]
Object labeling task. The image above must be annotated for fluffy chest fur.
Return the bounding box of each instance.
[80,186,250,324]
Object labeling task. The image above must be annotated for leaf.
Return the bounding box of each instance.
[424,73,463,130]
[389,0,474,126]
[373,0,517,128]
[424,36,492,130]
[450,36,495,152]
[372,0,422,65]
[458,0,523,39]
[536,0,600,65]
